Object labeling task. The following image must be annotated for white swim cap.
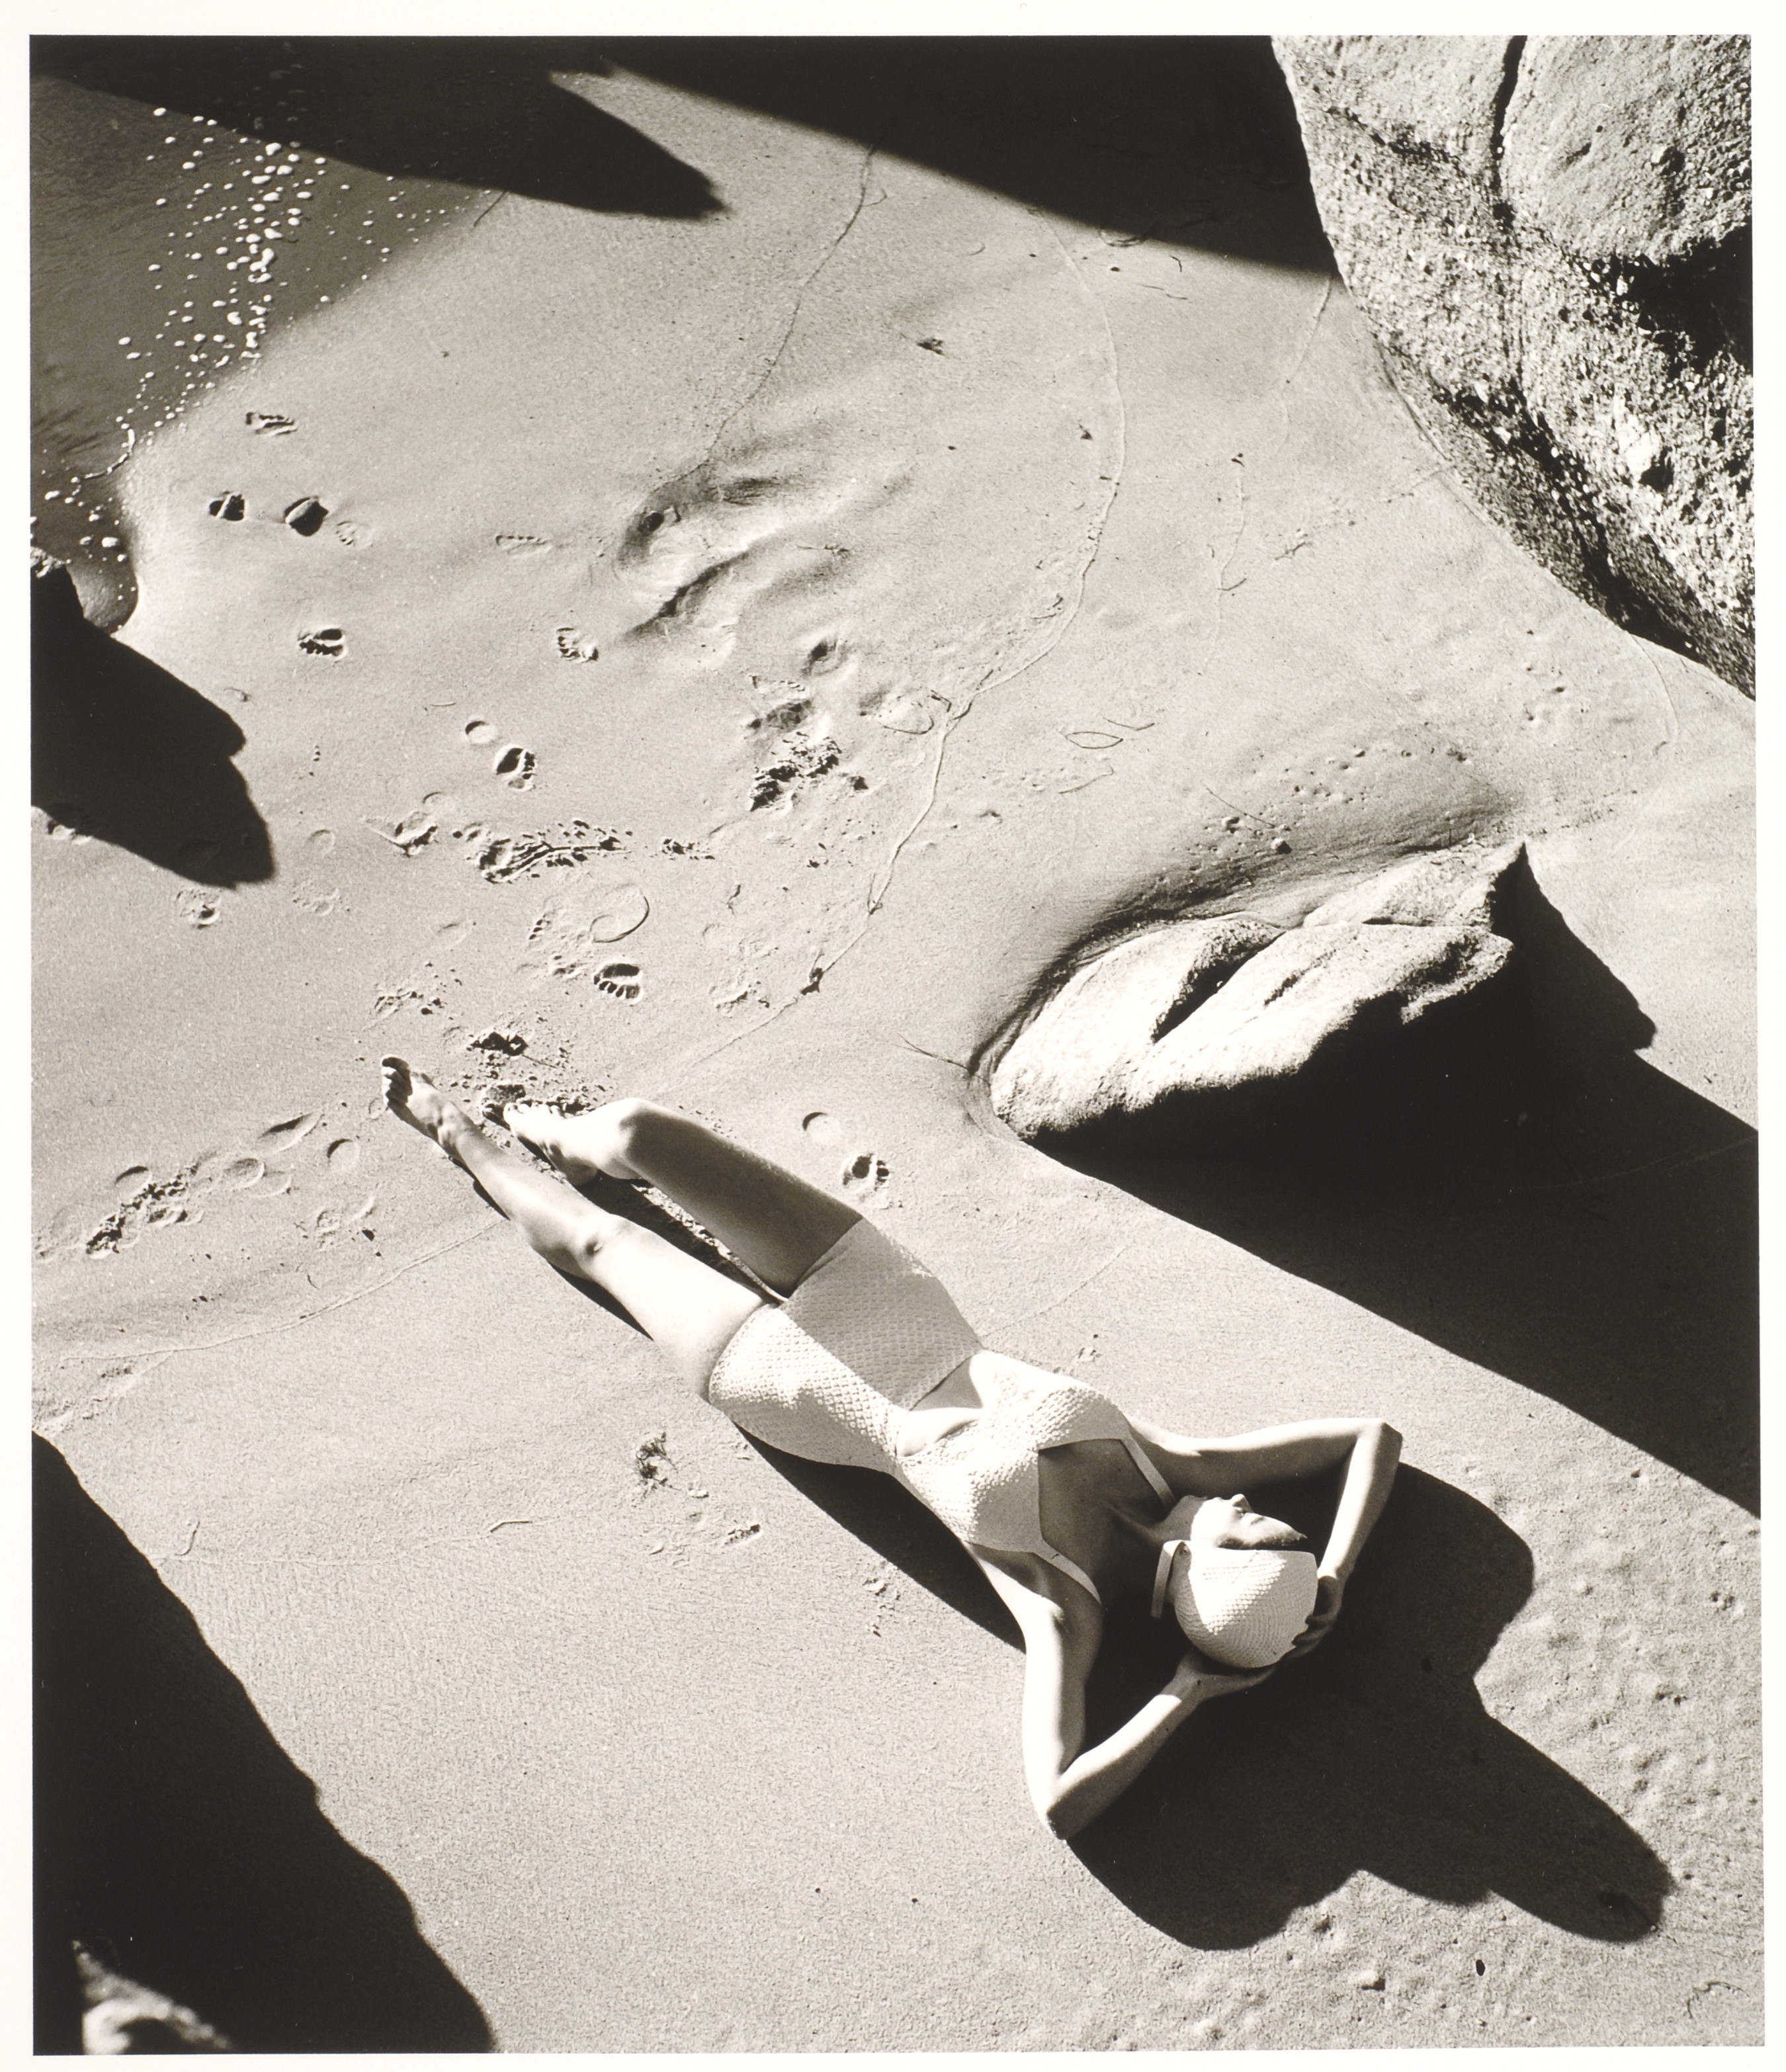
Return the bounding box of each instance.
[1150,1531,1318,1669]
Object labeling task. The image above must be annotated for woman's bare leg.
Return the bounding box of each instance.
[382,1060,763,1389]
[504,1096,859,1295]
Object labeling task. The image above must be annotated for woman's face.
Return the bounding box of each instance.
[1191,1492,1306,1551]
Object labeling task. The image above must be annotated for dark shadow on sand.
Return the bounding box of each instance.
[1072,1465,1674,1948]
[739,1439,1671,1948]
[34,1436,493,2053]
[1035,856,1758,1512]
[606,36,1336,275]
[32,562,273,888]
[32,36,722,220]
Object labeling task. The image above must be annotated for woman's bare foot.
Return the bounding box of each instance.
[503,1100,642,1184]
[382,1057,474,1160]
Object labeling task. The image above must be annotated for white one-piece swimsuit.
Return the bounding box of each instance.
[704,1219,1173,1599]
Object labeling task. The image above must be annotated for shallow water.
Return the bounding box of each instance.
[31,44,514,620]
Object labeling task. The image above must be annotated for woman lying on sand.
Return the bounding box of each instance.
[382,1060,1400,1837]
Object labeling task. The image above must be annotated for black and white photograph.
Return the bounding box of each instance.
[30,9,1758,2053]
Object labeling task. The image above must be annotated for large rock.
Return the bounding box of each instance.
[992,843,1525,1154]
[1275,36,1752,693]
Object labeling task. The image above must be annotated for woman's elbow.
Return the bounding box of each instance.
[1034,1785,1091,1842]
[1040,1801,1083,1843]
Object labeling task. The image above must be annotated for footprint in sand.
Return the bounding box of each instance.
[593,961,643,1002]
[191,1150,267,1191]
[174,888,222,928]
[463,718,500,747]
[364,811,439,857]
[497,534,553,558]
[325,1139,361,1175]
[245,411,295,437]
[282,497,328,537]
[803,635,845,677]
[750,733,844,810]
[292,882,341,916]
[307,828,336,856]
[333,518,370,548]
[258,1113,323,1156]
[801,1111,841,1145]
[745,689,813,735]
[298,626,345,657]
[494,746,536,791]
[841,1150,892,1206]
[521,886,649,983]
[859,686,937,736]
[207,492,246,521]
[79,1166,208,1256]
[555,626,600,662]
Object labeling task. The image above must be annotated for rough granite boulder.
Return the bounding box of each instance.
[992,842,1525,1155]
[1275,36,1752,693]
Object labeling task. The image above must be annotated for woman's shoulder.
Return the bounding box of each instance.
[971,1539,1106,1639]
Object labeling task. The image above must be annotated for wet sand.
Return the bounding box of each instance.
[32,38,1757,2050]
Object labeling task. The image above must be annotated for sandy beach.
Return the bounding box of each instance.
[32,37,1757,2050]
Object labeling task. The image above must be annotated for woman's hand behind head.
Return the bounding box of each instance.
[1168,1645,1276,1705]
[1283,1571,1345,1659]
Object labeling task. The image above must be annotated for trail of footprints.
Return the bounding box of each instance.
[210,484,601,664]
[207,403,600,660]
[202,413,368,659]
[36,1107,377,1262]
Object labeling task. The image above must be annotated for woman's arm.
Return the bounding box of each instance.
[975,1553,1269,1840]
[1127,1414,1402,1657]
[1285,1416,1401,1655]
[1310,1417,1401,1586]
[1125,1413,1398,1500]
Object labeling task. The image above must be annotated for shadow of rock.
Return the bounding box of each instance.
[1039,857,1758,1510]
[1074,1467,1673,1947]
[34,1436,493,2053]
[32,35,722,219]
[31,562,273,887]
[607,36,1335,274]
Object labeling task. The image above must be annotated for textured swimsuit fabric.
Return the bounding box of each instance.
[704,1218,983,1471]
[704,1219,1160,1574]
[896,1354,1160,1557]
